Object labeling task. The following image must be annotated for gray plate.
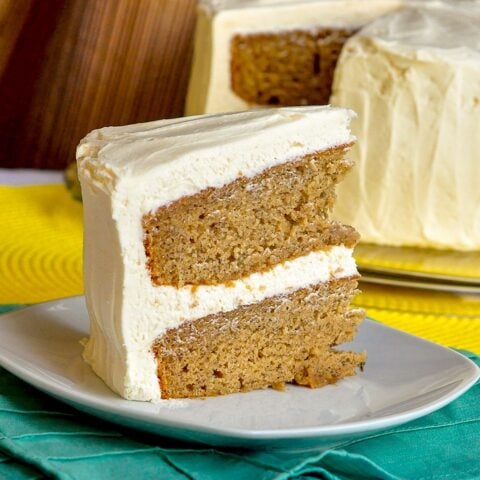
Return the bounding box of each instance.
[360,272,480,295]
[355,243,480,286]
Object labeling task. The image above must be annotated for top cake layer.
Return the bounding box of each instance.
[77,106,354,211]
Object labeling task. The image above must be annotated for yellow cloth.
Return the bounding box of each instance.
[354,285,480,353]
[1,185,479,353]
[0,185,83,303]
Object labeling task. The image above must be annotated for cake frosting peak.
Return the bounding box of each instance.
[360,3,480,62]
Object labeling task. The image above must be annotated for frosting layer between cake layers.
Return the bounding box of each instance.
[77,107,357,401]
[186,0,404,115]
[331,3,480,250]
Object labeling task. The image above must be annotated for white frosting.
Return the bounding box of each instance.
[186,0,406,115]
[201,0,400,12]
[331,3,480,250]
[77,107,357,401]
[77,107,354,211]
[357,2,480,61]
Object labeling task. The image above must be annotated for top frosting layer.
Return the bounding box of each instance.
[199,0,477,14]
[358,2,480,62]
[198,0,406,30]
[77,106,354,211]
[200,0,404,17]
[201,0,368,10]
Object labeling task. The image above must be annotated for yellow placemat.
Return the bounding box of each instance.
[0,185,83,303]
[354,284,480,353]
[1,185,479,353]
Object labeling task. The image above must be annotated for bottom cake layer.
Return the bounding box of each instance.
[153,277,365,399]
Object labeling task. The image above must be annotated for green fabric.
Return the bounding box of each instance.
[0,305,25,315]
[0,305,479,480]
[0,452,45,480]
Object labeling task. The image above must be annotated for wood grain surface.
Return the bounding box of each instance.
[0,0,197,169]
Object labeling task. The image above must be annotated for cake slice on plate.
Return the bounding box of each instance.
[77,106,365,401]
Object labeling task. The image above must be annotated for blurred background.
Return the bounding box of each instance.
[0,0,196,169]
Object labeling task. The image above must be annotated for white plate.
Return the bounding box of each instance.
[0,296,478,448]
[359,274,480,295]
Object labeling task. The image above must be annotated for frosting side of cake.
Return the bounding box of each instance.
[331,4,480,250]
[186,0,404,114]
[78,106,359,401]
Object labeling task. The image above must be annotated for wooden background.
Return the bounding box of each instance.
[0,0,197,169]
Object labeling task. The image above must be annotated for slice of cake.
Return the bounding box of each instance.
[186,0,404,115]
[77,106,365,401]
[331,3,480,250]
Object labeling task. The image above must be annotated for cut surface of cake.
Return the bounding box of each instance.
[186,0,404,115]
[77,106,365,401]
[331,3,480,250]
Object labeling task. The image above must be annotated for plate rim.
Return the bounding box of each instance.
[359,265,480,287]
[0,296,479,442]
[355,243,480,286]
[359,273,480,294]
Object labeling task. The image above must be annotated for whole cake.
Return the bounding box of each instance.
[77,106,365,401]
[331,3,480,250]
[186,0,404,115]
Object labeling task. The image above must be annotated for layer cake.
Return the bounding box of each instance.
[77,106,365,401]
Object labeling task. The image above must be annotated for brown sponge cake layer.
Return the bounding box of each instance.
[143,145,358,287]
[230,28,357,107]
[153,276,365,399]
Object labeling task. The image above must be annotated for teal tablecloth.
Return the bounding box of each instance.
[0,305,479,480]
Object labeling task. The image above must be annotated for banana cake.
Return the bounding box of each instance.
[77,106,365,401]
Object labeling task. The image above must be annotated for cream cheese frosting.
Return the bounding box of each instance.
[77,106,357,401]
[186,0,405,115]
[331,3,480,250]
[77,107,354,210]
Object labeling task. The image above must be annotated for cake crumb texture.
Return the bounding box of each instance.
[231,28,356,106]
[153,277,365,399]
[143,146,358,287]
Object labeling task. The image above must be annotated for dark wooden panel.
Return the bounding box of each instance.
[0,0,196,169]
